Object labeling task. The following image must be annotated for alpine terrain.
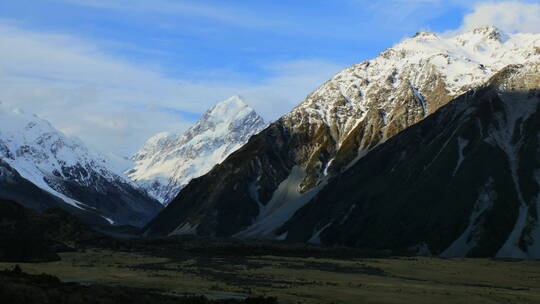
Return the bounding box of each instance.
[279,63,540,258]
[126,95,266,205]
[142,26,540,258]
[0,104,162,227]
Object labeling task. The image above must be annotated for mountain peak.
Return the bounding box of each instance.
[210,95,251,110]
[470,25,500,35]
[204,95,258,124]
[0,104,161,226]
[146,131,172,145]
[459,25,505,42]
[127,95,266,204]
[412,31,439,40]
[221,95,246,105]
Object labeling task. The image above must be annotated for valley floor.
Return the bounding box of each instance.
[1,248,540,304]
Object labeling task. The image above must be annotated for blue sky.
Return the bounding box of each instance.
[0,0,539,155]
[0,0,466,81]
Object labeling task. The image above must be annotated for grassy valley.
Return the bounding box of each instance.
[1,245,539,304]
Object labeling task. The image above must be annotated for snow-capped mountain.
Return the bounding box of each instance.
[286,26,540,178]
[142,26,540,256]
[279,63,540,258]
[126,95,266,204]
[0,104,162,227]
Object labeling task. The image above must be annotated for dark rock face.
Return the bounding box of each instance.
[0,159,110,227]
[0,159,160,228]
[0,198,60,262]
[48,167,163,227]
[279,64,540,258]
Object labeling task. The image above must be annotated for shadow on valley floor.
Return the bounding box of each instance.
[0,265,278,304]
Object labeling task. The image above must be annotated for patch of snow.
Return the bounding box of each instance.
[102,216,115,225]
[452,137,469,177]
[486,94,538,208]
[322,158,334,176]
[484,92,539,258]
[379,109,389,125]
[496,205,529,258]
[169,222,199,236]
[234,166,326,239]
[524,169,540,258]
[338,85,353,103]
[440,178,495,257]
[308,221,333,245]
[340,204,356,225]
[275,231,288,241]
[410,85,428,116]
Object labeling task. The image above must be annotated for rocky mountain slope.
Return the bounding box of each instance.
[0,105,162,227]
[0,159,115,226]
[278,63,540,258]
[142,27,540,244]
[126,96,266,205]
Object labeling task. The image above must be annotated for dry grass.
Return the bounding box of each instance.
[2,250,539,304]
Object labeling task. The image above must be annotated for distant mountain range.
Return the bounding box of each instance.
[0,105,161,227]
[126,96,266,205]
[141,26,540,258]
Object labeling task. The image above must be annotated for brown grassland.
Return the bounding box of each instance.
[2,249,540,304]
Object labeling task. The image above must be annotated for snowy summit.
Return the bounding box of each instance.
[0,103,161,226]
[126,96,266,204]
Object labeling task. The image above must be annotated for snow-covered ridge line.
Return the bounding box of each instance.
[127,95,266,204]
[0,103,156,222]
[289,26,540,145]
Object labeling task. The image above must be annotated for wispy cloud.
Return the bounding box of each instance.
[0,20,343,155]
[351,0,448,28]
[455,1,540,33]
[351,0,539,32]
[59,0,296,32]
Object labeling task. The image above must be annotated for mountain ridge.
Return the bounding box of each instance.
[0,104,161,227]
[278,63,540,258]
[127,95,266,204]
[142,27,540,247]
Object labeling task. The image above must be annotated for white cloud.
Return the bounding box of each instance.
[456,1,540,33]
[0,21,343,156]
[352,0,540,35]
